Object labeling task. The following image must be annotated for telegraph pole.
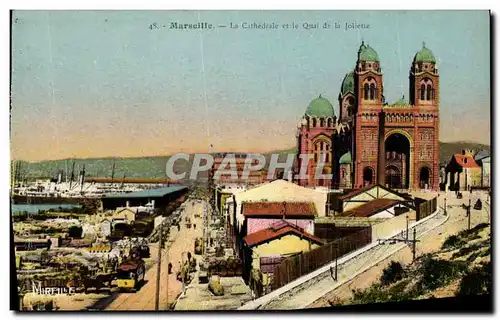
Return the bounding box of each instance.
[166,238,169,310]
[406,215,409,241]
[155,222,163,311]
[335,255,338,280]
[412,228,417,261]
[378,223,419,262]
[467,198,471,231]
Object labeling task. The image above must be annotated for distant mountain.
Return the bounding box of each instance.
[12,141,489,180]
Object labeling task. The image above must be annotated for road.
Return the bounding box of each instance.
[104,200,204,310]
[258,191,490,310]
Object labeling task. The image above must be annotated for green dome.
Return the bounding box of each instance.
[390,96,409,106]
[414,43,436,63]
[341,71,355,95]
[359,44,380,62]
[306,95,335,117]
[339,152,352,164]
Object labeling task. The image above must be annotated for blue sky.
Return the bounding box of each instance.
[11,10,490,160]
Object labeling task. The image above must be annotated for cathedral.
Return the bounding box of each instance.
[295,42,439,191]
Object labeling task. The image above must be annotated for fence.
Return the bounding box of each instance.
[416,196,437,221]
[271,227,372,290]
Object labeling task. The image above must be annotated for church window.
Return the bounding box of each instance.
[420,84,425,100]
[320,118,325,127]
[313,118,317,127]
[364,83,369,100]
[326,152,330,163]
[426,84,433,100]
[369,83,376,100]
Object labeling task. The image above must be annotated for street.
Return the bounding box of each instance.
[104,199,204,310]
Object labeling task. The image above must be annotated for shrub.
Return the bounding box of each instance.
[457,262,492,296]
[380,261,405,286]
[451,243,481,259]
[419,256,468,291]
[441,235,465,250]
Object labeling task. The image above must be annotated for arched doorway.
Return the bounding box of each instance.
[420,167,431,189]
[385,133,411,189]
[385,165,401,189]
[363,167,374,187]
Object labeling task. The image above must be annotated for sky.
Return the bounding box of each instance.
[10,10,490,161]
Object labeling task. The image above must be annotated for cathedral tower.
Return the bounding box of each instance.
[352,42,385,188]
[409,42,440,190]
[296,95,336,187]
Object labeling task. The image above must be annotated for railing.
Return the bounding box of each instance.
[271,227,372,290]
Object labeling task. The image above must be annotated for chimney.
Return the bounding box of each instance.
[377,111,386,186]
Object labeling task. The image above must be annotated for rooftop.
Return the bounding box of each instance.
[339,199,401,218]
[242,201,316,218]
[338,184,409,201]
[244,221,323,247]
[102,185,187,199]
[414,42,436,63]
[453,154,480,168]
[305,95,335,118]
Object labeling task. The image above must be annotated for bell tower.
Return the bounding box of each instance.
[410,42,440,190]
[353,42,385,188]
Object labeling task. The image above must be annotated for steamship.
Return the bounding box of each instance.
[11,160,143,205]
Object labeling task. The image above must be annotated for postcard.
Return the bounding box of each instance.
[10,10,491,312]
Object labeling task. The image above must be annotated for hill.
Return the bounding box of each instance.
[12,141,489,180]
[330,223,491,307]
[439,141,490,164]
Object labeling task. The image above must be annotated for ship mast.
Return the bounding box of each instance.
[69,159,76,190]
[121,172,126,189]
[80,164,86,193]
[65,159,69,183]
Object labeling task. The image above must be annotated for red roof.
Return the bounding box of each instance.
[244,221,323,247]
[338,184,381,200]
[453,154,480,168]
[339,199,400,218]
[242,202,316,218]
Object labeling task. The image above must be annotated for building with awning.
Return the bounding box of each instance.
[101,185,188,212]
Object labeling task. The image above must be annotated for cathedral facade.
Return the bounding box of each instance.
[295,42,439,191]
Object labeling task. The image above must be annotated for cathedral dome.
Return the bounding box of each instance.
[305,95,335,117]
[341,71,355,95]
[359,44,380,62]
[339,151,352,164]
[414,43,436,63]
[390,95,409,106]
